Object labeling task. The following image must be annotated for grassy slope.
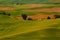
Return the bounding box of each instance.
[0,14,60,40]
[2,28,60,40]
[0,4,60,40]
[0,0,60,4]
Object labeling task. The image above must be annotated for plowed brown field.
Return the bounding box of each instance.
[22,4,47,8]
[16,14,55,20]
[0,7,16,10]
[23,8,60,12]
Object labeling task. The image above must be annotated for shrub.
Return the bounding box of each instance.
[0,11,11,16]
[3,12,6,15]
[28,18,32,20]
[21,14,27,20]
[54,15,60,18]
[0,11,6,15]
[7,14,11,16]
[54,3,60,4]
[47,16,51,19]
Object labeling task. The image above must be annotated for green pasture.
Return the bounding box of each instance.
[4,10,60,16]
[0,4,60,40]
[0,15,60,40]
[0,0,60,4]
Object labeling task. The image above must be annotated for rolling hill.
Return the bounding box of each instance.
[0,15,60,40]
[0,0,60,4]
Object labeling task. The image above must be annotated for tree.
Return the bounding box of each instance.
[47,16,51,19]
[21,14,27,20]
[7,14,11,16]
[3,12,6,15]
[0,11,6,15]
[28,18,32,20]
[54,15,60,18]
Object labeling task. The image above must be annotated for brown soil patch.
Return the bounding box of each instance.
[22,4,47,8]
[16,14,55,20]
[16,16,23,20]
[0,7,16,10]
[27,14,55,20]
[23,8,60,12]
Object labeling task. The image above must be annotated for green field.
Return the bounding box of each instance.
[0,0,60,4]
[0,15,60,40]
[0,4,60,40]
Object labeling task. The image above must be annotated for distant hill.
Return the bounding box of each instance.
[0,0,60,4]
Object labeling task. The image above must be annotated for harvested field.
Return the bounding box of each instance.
[0,7,17,10]
[16,14,55,20]
[21,4,47,8]
[27,14,55,20]
[16,16,23,20]
[23,8,60,12]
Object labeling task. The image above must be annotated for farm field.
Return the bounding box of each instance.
[0,15,60,40]
[0,4,60,40]
[0,4,60,16]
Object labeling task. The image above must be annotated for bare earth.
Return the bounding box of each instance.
[23,8,60,12]
[21,4,47,8]
[16,14,55,20]
[0,7,16,10]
